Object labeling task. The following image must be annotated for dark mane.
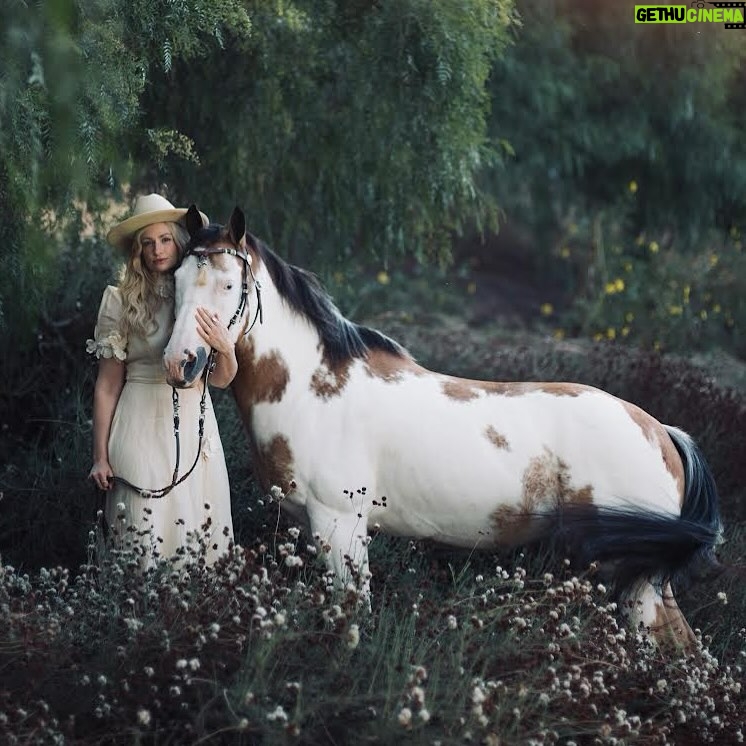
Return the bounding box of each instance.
[251,236,408,364]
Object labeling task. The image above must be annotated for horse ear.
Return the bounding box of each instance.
[185,204,203,238]
[228,206,246,248]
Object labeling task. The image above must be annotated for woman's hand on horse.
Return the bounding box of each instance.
[89,459,114,490]
[196,307,233,356]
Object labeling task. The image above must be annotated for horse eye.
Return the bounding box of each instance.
[225,283,233,291]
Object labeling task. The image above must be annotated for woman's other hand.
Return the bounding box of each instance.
[89,459,114,490]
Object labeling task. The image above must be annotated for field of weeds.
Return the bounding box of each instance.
[2,523,745,744]
[2,319,746,744]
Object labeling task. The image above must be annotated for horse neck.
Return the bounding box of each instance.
[236,264,326,398]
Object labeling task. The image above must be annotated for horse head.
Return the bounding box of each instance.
[163,205,254,387]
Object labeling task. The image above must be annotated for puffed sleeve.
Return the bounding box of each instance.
[85,285,128,360]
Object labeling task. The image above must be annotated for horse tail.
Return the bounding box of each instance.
[557,425,723,597]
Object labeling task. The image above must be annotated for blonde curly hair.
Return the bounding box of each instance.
[118,222,189,339]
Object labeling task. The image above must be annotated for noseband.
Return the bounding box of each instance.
[110,244,263,501]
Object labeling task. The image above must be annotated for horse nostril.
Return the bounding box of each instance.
[182,346,208,384]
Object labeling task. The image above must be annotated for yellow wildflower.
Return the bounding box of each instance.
[376,271,390,285]
[625,312,635,323]
[628,180,638,194]
[614,278,625,293]
[683,285,691,303]
[713,303,721,313]
[593,332,604,342]
[668,305,683,316]
[540,303,554,317]
[653,340,661,351]
[553,328,565,340]
[604,282,617,295]
[559,246,571,259]
[333,271,345,284]
[621,326,630,337]
[709,254,719,267]
[467,282,477,295]
[624,262,633,272]
[700,310,708,320]
[606,327,616,340]
[649,241,659,254]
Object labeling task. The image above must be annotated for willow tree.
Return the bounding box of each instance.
[1,0,513,339]
[138,0,514,267]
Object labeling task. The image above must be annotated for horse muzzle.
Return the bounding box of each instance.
[163,346,209,388]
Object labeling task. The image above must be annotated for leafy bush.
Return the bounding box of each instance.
[547,212,746,356]
[488,0,746,246]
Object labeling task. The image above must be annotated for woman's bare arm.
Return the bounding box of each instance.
[89,357,126,489]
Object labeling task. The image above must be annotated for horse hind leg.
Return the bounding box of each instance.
[622,580,696,649]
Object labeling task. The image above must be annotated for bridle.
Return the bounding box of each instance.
[188,244,264,336]
[110,243,262,500]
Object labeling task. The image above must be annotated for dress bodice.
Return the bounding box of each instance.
[86,285,174,383]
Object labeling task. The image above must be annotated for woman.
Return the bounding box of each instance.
[87,194,235,567]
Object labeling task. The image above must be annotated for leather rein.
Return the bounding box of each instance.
[110,245,262,499]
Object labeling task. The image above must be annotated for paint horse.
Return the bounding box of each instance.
[163,206,723,646]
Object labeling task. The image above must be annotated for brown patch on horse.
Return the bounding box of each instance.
[491,448,592,544]
[484,425,510,450]
[522,449,594,508]
[365,349,423,383]
[232,337,290,411]
[250,433,296,495]
[442,378,591,402]
[311,353,353,399]
[253,350,290,403]
[441,379,481,401]
[533,382,590,397]
[622,402,685,502]
[490,504,541,546]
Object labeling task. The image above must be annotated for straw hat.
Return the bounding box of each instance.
[106,193,208,252]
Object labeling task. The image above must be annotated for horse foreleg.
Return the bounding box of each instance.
[623,581,696,649]
[307,502,371,603]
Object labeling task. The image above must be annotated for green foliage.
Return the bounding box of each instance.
[1,0,510,345]
[488,0,746,244]
[0,0,251,339]
[555,215,746,354]
[140,0,513,267]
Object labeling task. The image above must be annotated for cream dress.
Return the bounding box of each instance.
[87,286,234,567]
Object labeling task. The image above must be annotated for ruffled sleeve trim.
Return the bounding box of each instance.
[85,331,128,360]
[86,285,128,361]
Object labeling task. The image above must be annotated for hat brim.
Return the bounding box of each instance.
[106,208,209,252]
